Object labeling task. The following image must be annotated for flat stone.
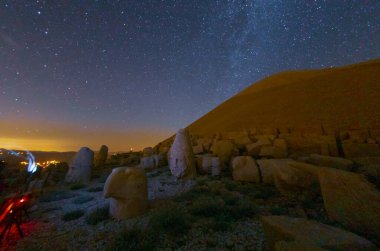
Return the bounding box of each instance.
[319,167,380,238]
[261,216,376,251]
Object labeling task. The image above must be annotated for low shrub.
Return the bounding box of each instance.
[85,205,109,225]
[69,183,87,190]
[150,206,191,236]
[87,186,103,192]
[62,209,84,221]
[72,195,94,204]
[108,226,157,251]
[189,196,225,217]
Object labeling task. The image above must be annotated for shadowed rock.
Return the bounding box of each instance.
[65,147,94,184]
[232,156,260,183]
[95,145,108,167]
[261,216,376,251]
[318,167,380,238]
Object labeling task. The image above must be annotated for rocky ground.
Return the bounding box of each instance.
[1,167,378,251]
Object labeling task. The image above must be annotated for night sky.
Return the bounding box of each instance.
[1,1,379,151]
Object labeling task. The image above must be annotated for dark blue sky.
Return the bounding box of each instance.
[1,0,379,151]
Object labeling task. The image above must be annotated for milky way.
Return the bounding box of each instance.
[0,1,379,150]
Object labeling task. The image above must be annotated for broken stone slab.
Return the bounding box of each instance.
[259,145,288,158]
[168,129,197,179]
[261,216,377,251]
[232,156,260,183]
[306,154,353,171]
[318,167,380,238]
[246,138,272,156]
[103,167,148,219]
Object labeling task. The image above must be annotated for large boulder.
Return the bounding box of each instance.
[103,167,148,219]
[273,159,319,197]
[246,138,272,156]
[342,142,380,158]
[232,156,260,183]
[306,154,353,171]
[318,167,380,237]
[211,140,238,170]
[168,129,197,179]
[65,147,94,183]
[259,146,288,158]
[261,216,376,251]
[256,159,297,185]
[95,145,108,167]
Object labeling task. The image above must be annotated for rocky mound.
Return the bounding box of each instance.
[187,59,380,135]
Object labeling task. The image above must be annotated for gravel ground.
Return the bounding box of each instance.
[1,167,195,251]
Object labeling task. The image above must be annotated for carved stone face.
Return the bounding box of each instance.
[103,166,148,219]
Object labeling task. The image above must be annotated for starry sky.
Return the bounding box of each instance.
[1,0,379,152]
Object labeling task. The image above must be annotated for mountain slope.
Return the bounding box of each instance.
[186,59,380,135]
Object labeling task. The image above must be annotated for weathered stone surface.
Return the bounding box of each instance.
[261,216,377,251]
[140,156,155,169]
[319,167,380,237]
[275,241,327,251]
[211,139,238,170]
[192,145,204,155]
[222,131,253,147]
[95,145,108,167]
[354,157,380,179]
[306,154,353,171]
[274,160,319,197]
[274,139,287,151]
[342,142,380,158]
[104,167,148,219]
[65,147,94,183]
[153,153,167,168]
[168,129,197,179]
[143,147,154,157]
[232,156,260,183]
[211,157,221,176]
[259,146,288,158]
[256,159,295,185]
[246,139,272,156]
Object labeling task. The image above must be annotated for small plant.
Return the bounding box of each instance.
[87,186,103,192]
[69,183,87,190]
[72,195,94,204]
[254,185,278,200]
[270,205,288,215]
[62,209,84,221]
[85,205,110,225]
[228,198,258,219]
[150,206,191,236]
[210,214,233,232]
[189,196,226,217]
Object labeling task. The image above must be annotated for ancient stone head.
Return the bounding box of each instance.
[103,166,148,219]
